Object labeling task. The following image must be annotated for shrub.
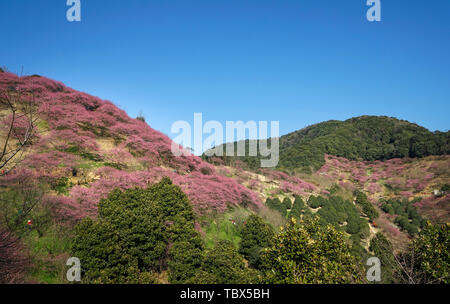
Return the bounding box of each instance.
[307,195,324,208]
[168,239,204,284]
[261,217,364,284]
[0,228,29,283]
[382,198,424,235]
[51,176,71,195]
[265,197,287,217]
[71,178,201,283]
[349,234,367,259]
[289,196,306,219]
[192,240,257,284]
[395,222,449,284]
[282,197,292,210]
[381,203,395,215]
[369,232,395,283]
[238,214,274,269]
[354,190,379,220]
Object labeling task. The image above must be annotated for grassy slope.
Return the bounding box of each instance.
[214,154,449,250]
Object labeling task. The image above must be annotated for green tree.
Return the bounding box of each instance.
[395,222,449,284]
[369,233,395,283]
[192,240,258,284]
[168,239,204,283]
[261,217,364,284]
[354,190,379,220]
[71,177,201,283]
[266,197,287,217]
[239,214,274,268]
[289,196,306,219]
[282,197,292,210]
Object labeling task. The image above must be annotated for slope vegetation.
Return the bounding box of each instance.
[0,72,261,221]
[204,116,450,173]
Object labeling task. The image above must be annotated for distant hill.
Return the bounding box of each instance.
[203,116,450,172]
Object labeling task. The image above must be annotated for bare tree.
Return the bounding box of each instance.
[0,228,28,283]
[370,227,449,284]
[0,85,39,176]
[393,240,449,284]
[0,177,45,233]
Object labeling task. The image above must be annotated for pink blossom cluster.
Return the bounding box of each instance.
[366,183,382,194]
[318,154,442,196]
[399,191,413,198]
[62,166,262,219]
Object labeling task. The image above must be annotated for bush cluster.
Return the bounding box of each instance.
[381,197,424,235]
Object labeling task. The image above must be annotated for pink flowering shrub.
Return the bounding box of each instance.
[366,183,381,194]
[248,179,261,191]
[259,169,290,181]
[378,218,401,237]
[399,191,413,198]
[54,165,262,219]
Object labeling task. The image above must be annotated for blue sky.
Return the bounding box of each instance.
[1,0,449,149]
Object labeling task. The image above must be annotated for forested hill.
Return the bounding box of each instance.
[203,116,450,172]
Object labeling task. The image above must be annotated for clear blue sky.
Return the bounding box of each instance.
[1,0,449,146]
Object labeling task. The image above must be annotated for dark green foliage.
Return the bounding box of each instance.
[51,177,71,195]
[168,239,204,284]
[345,214,368,236]
[191,240,258,284]
[261,217,364,284]
[381,203,395,215]
[381,198,424,236]
[203,116,450,172]
[354,190,379,220]
[307,195,327,208]
[71,177,201,283]
[441,184,450,193]
[238,215,274,269]
[282,197,292,210]
[289,196,306,219]
[395,223,449,284]
[306,195,369,237]
[64,145,103,162]
[265,197,287,217]
[349,234,367,259]
[328,184,340,195]
[369,233,395,283]
[316,196,346,226]
[31,205,53,238]
[246,246,264,270]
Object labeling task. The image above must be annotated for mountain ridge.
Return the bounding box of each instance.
[204,115,450,173]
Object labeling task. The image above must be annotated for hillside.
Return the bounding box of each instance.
[0,71,261,221]
[0,71,448,284]
[204,116,450,173]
